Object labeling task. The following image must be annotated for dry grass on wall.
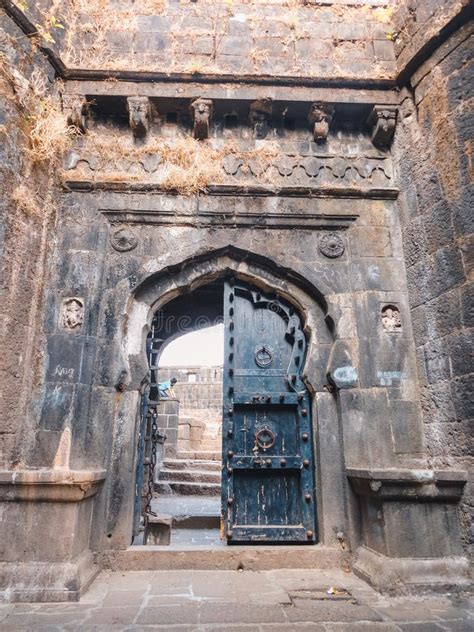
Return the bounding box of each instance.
[0,46,81,222]
[64,133,282,195]
[0,54,80,165]
[15,0,396,73]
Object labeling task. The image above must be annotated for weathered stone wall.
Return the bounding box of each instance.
[0,12,58,467]
[49,0,396,79]
[393,21,473,555]
[159,366,223,410]
[0,0,472,602]
[155,398,179,453]
[393,0,472,79]
[159,366,223,454]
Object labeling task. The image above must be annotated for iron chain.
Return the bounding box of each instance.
[144,404,158,523]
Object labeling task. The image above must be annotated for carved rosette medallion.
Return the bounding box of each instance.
[319,233,345,258]
[111,227,138,252]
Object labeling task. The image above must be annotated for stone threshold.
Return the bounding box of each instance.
[99,544,349,571]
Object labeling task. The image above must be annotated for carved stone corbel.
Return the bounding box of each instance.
[249,99,272,139]
[368,105,397,150]
[127,96,151,139]
[308,102,334,143]
[190,98,213,140]
[62,95,88,133]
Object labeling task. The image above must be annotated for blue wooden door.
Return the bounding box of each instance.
[222,279,317,543]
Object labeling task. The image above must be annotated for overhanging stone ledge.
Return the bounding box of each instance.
[0,469,107,502]
[347,468,467,501]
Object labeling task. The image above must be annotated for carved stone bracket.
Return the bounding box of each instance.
[127,96,151,138]
[190,98,213,140]
[368,105,397,150]
[249,99,273,139]
[62,94,88,133]
[308,102,334,144]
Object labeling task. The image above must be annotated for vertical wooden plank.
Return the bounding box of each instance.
[223,281,317,544]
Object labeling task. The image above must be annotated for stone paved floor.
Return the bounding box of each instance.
[0,569,472,631]
[152,496,220,518]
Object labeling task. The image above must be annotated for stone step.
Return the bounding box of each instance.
[163,459,221,472]
[101,545,349,571]
[159,469,221,484]
[173,514,220,529]
[155,481,221,496]
[177,451,221,461]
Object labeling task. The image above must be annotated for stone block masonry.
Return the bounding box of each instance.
[157,367,223,454]
[14,0,397,80]
[393,19,474,562]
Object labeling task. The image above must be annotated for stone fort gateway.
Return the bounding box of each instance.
[0,0,472,610]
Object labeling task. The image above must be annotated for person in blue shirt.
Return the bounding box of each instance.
[158,377,177,399]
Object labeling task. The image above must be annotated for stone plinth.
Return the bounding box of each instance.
[348,468,469,594]
[0,469,106,603]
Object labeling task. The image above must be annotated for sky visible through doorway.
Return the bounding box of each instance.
[159,323,224,366]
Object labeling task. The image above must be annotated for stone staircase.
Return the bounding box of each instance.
[156,455,221,496]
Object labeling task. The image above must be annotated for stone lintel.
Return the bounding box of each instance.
[63,181,399,200]
[0,469,107,502]
[347,468,467,501]
[63,80,399,107]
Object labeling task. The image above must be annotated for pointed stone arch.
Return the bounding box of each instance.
[104,245,351,552]
[123,245,339,390]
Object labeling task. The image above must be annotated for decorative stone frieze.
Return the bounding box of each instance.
[65,149,395,192]
[190,98,213,140]
[368,105,397,150]
[249,99,273,139]
[60,297,84,330]
[62,94,88,133]
[308,102,334,143]
[127,96,151,138]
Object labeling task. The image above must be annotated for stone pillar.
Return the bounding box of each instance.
[156,399,179,457]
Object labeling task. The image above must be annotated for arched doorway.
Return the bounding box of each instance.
[135,274,318,545]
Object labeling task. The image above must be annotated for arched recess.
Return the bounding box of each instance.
[123,245,338,393]
[108,246,350,549]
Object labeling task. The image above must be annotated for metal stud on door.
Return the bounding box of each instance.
[222,279,317,544]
